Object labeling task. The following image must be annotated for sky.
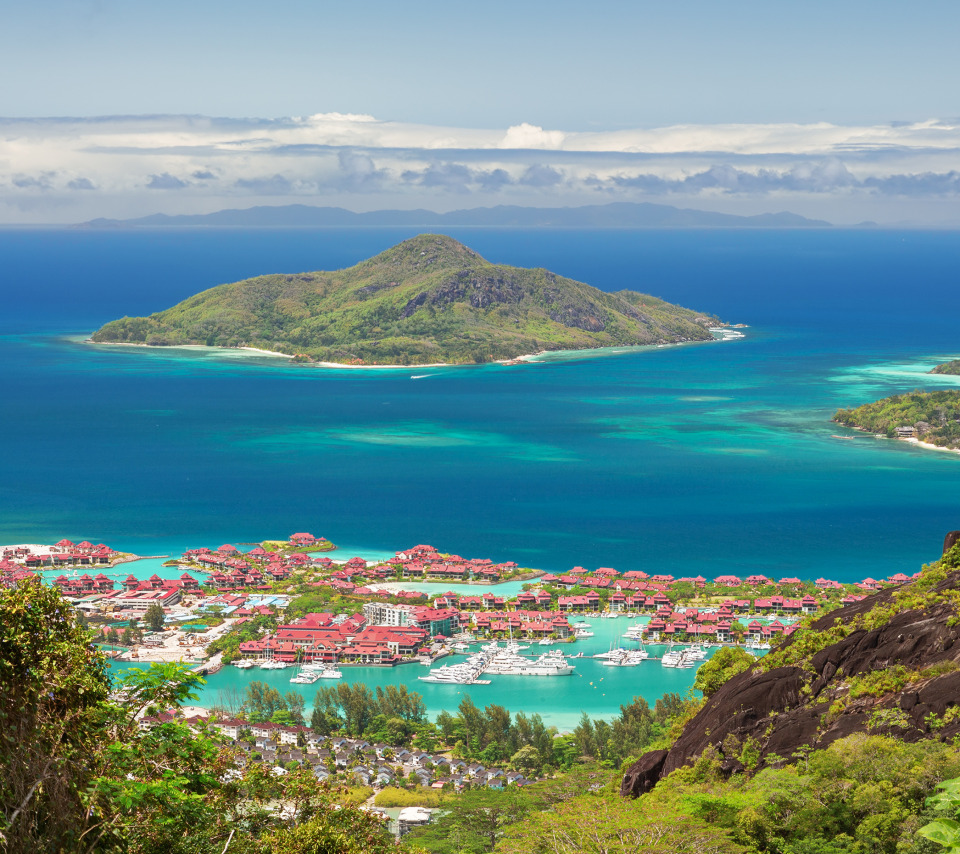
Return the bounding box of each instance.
[2,0,959,225]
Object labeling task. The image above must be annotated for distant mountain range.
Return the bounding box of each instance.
[80,202,832,229]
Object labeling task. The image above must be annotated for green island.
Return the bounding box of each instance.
[8,536,960,853]
[90,234,723,366]
[833,389,960,449]
[932,359,960,375]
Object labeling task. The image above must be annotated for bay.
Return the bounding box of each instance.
[5,226,960,722]
[109,616,711,730]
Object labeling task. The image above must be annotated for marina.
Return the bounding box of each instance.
[108,616,736,729]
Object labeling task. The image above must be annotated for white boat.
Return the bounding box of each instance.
[418,663,489,685]
[662,650,696,668]
[573,628,594,638]
[318,667,342,679]
[233,659,256,669]
[593,646,629,660]
[538,637,554,646]
[485,649,573,676]
[600,649,649,667]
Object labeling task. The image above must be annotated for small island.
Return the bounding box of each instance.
[833,389,960,450]
[90,234,726,366]
[932,359,960,375]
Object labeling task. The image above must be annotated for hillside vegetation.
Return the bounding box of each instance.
[623,538,960,799]
[833,390,960,449]
[91,235,721,365]
[932,359,960,375]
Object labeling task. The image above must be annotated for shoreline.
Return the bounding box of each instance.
[902,436,960,456]
[82,333,732,371]
[840,425,960,457]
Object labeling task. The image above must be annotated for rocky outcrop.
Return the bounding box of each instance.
[622,536,960,798]
[945,530,960,554]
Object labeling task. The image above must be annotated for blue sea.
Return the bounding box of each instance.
[2,227,959,583]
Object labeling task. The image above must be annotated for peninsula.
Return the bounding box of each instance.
[90,234,724,365]
[833,389,960,450]
[932,359,960,375]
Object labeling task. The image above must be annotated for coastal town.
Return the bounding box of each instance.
[0,531,936,837]
[0,533,917,662]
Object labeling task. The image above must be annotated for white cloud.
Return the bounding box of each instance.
[3,113,960,223]
[500,123,566,150]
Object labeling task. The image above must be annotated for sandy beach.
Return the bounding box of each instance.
[83,337,720,370]
[901,437,960,456]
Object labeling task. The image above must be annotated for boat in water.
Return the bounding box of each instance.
[661,650,696,668]
[418,662,490,685]
[318,666,342,679]
[485,649,574,676]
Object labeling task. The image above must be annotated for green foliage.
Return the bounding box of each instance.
[143,602,166,632]
[0,578,111,851]
[693,647,756,697]
[206,613,277,663]
[402,787,528,853]
[931,360,960,376]
[267,809,396,854]
[496,793,746,854]
[0,580,406,854]
[374,787,444,808]
[847,666,912,700]
[920,777,960,854]
[245,680,287,723]
[867,707,914,732]
[91,234,719,365]
[760,546,960,677]
[638,734,960,854]
[310,683,427,739]
[834,389,960,449]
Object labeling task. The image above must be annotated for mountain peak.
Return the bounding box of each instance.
[362,234,487,274]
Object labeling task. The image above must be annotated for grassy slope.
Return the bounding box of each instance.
[91,235,720,365]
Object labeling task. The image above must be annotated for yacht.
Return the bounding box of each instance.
[661,650,696,668]
[600,649,649,667]
[318,666,342,679]
[418,663,490,685]
[485,649,574,676]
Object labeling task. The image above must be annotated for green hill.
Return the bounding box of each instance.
[932,359,960,375]
[90,234,723,365]
[833,390,960,449]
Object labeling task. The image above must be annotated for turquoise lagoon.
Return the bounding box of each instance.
[110,614,722,730]
[6,226,960,721]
